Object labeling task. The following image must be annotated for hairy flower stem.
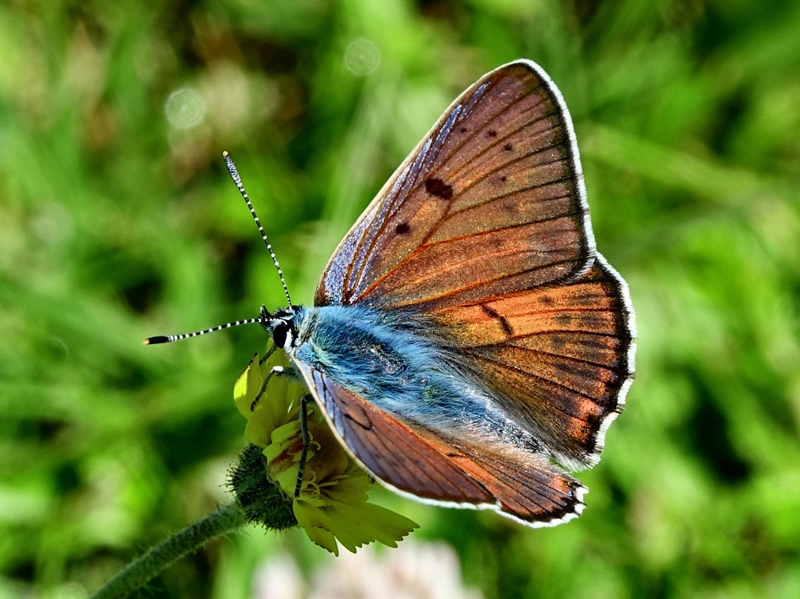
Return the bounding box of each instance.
[90,502,248,599]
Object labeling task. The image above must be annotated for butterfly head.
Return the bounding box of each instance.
[260,304,300,349]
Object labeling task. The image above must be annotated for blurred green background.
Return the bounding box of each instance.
[2,0,799,597]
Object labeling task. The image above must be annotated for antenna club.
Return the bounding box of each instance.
[223,153,241,185]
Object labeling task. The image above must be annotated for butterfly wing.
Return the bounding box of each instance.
[291,360,586,527]
[431,254,635,469]
[315,59,595,312]
[306,60,634,517]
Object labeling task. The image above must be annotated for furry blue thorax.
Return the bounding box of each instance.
[284,304,536,449]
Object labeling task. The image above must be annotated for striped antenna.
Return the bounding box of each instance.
[223,151,293,307]
[143,317,264,345]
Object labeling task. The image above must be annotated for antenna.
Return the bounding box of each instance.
[142,152,292,347]
[223,151,293,307]
[143,316,265,345]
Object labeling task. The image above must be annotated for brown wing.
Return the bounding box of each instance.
[315,59,594,312]
[431,254,635,469]
[291,360,586,527]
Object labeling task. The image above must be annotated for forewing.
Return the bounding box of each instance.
[432,254,636,469]
[315,59,594,312]
[292,360,586,527]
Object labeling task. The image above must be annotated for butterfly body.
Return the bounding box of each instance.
[279,304,542,454]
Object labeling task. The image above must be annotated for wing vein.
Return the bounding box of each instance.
[356,80,560,286]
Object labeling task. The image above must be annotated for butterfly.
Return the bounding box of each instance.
[147,59,635,528]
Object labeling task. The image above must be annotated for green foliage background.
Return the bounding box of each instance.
[2,0,799,597]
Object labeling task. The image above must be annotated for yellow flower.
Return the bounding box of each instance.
[233,346,418,555]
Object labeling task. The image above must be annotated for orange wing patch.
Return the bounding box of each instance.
[432,256,635,467]
[315,61,593,311]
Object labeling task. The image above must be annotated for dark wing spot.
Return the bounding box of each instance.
[395,222,410,235]
[481,304,513,336]
[486,129,498,138]
[503,143,513,152]
[572,291,600,306]
[343,411,374,430]
[459,126,468,133]
[554,361,572,373]
[555,313,573,326]
[424,177,453,200]
[538,295,555,306]
[500,175,507,182]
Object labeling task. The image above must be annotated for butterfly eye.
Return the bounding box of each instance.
[272,322,291,348]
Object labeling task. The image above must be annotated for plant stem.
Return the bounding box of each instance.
[90,502,248,599]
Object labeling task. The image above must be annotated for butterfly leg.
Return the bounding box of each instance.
[257,343,277,365]
[294,393,315,497]
[251,364,299,411]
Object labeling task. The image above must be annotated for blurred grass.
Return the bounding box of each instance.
[1,0,799,597]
